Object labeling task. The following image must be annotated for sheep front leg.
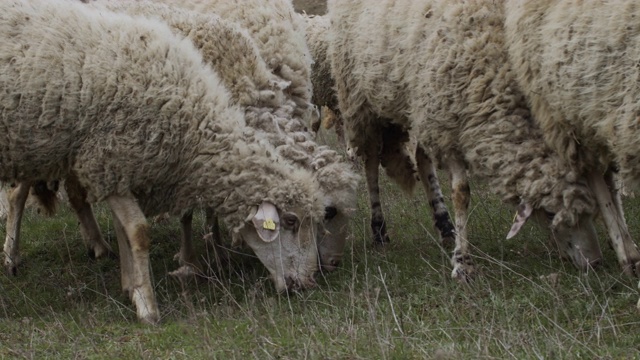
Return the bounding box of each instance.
[589,171,640,277]
[107,195,159,324]
[363,141,390,244]
[415,146,455,248]
[3,182,31,275]
[65,174,114,259]
[448,160,474,281]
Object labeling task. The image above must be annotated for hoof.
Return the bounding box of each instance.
[622,260,640,278]
[87,244,116,260]
[168,265,200,280]
[4,256,20,276]
[5,263,17,276]
[139,314,160,326]
[451,264,475,283]
[373,231,390,245]
[451,251,475,282]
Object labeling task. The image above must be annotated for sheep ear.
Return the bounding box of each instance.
[506,202,533,239]
[251,201,280,242]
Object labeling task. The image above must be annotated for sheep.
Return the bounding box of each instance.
[301,12,456,248]
[85,0,360,273]
[0,0,328,323]
[327,0,606,280]
[503,0,640,278]
[151,0,318,129]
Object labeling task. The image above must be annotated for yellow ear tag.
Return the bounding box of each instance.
[263,218,276,230]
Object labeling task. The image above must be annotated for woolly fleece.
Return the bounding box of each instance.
[151,0,316,127]
[504,0,640,187]
[0,0,326,236]
[327,0,597,229]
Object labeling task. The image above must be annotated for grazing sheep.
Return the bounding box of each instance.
[328,0,603,280]
[504,0,640,278]
[302,12,455,248]
[1,0,327,323]
[90,0,359,272]
[152,0,318,128]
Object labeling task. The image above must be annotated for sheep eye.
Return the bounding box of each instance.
[324,206,338,220]
[544,210,555,220]
[282,214,298,229]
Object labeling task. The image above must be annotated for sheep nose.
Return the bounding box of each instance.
[285,276,317,292]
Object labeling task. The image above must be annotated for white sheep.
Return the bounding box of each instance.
[301,12,456,248]
[151,0,318,129]
[327,0,605,280]
[88,0,360,273]
[504,1,640,277]
[0,0,328,323]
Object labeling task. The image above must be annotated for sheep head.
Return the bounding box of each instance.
[238,201,319,292]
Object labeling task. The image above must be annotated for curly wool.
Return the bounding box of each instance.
[327,0,597,227]
[505,0,640,186]
[0,0,326,232]
[302,14,337,120]
[96,0,359,217]
[151,0,316,127]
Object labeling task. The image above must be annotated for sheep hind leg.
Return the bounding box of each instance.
[203,207,229,274]
[108,195,159,325]
[169,209,202,279]
[447,160,474,281]
[415,147,455,248]
[590,170,640,277]
[3,182,32,275]
[65,174,114,260]
[363,141,390,245]
[111,212,133,296]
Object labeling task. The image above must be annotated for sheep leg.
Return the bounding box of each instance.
[65,174,114,259]
[107,195,159,325]
[415,146,455,248]
[111,212,133,296]
[589,171,640,277]
[3,182,31,275]
[204,206,229,271]
[363,141,390,244]
[447,160,474,281]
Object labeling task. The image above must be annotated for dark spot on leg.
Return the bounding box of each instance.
[434,212,455,246]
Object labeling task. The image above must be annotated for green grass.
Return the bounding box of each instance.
[2,145,640,358]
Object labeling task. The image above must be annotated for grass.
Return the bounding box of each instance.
[2,139,640,358]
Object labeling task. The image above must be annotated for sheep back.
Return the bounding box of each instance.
[505,0,640,183]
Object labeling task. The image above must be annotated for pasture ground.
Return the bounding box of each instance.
[1,130,640,359]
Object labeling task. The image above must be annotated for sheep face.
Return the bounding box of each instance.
[507,199,601,270]
[317,206,349,272]
[239,202,318,292]
[549,213,602,270]
[535,210,602,271]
